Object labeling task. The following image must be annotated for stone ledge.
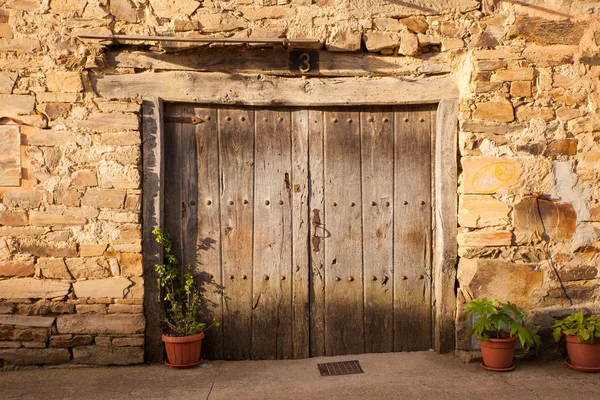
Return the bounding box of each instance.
[72,345,143,365]
[0,348,70,365]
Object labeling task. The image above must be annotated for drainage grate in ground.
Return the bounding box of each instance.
[317,360,364,377]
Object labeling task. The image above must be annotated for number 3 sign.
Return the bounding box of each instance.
[289,50,319,74]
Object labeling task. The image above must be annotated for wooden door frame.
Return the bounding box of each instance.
[140,77,458,363]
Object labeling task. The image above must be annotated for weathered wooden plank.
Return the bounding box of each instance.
[93,72,458,106]
[393,105,434,352]
[194,105,224,360]
[308,109,326,357]
[180,104,199,271]
[105,48,450,77]
[291,109,310,359]
[434,99,458,353]
[361,107,394,353]
[141,97,164,363]
[219,107,254,360]
[163,103,184,279]
[251,109,293,360]
[323,109,364,356]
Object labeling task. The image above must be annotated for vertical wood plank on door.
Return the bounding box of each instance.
[163,104,184,273]
[219,107,254,360]
[393,106,433,352]
[361,107,394,353]
[291,109,310,359]
[195,105,223,360]
[180,104,199,270]
[323,109,365,356]
[308,110,326,357]
[252,109,293,360]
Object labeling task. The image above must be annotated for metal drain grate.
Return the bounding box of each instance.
[317,360,364,377]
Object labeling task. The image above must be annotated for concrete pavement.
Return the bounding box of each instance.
[0,352,597,400]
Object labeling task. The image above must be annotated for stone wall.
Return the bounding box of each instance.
[1,0,600,365]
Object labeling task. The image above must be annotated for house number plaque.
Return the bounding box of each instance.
[289,50,319,74]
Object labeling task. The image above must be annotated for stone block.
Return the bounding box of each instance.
[124,194,141,211]
[126,276,144,299]
[36,92,82,103]
[326,29,361,52]
[0,227,46,237]
[66,257,111,279]
[79,244,107,257]
[0,348,70,365]
[516,106,554,122]
[196,13,246,33]
[56,313,145,335]
[108,304,143,314]
[457,230,512,247]
[475,60,507,72]
[29,211,86,226]
[149,0,199,19]
[399,17,428,34]
[72,345,143,365]
[19,240,78,257]
[75,114,139,131]
[472,101,514,123]
[45,71,83,93]
[473,49,520,60]
[522,45,576,67]
[0,210,27,226]
[510,81,532,98]
[110,0,138,23]
[76,304,107,314]
[3,191,44,209]
[36,257,72,279]
[94,132,141,146]
[27,131,77,146]
[81,189,126,208]
[72,277,132,298]
[0,326,47,341]
[0,125,21,187]
[373,17,403,31]
[0,304,14,314]
[17,301,74,315]
[507,15,584,45]
[0,38,39,52]
[441,37,464,51]
[0,341,20,348]
[363,31,399,54]
[0,260,34,277]
[551,266,598,282]
[72,170,98,187]
[54,187,82,207]
[119,253,142,276]
[0,314,55,328]
[514,198,576,243]
[40,102,70,120]
[50,0,87,15]
[399,30,419,56]
[95,336,111,346]
[458,195,509,228]
[112,336,144,346]
[0,278,70,299]
[457,258,543,307]
[460,120,525,135]
[0,71,17,94]
[461,157,523,194]
[49,334,93,347]
[493,68,535,82]
[544,139,577,157]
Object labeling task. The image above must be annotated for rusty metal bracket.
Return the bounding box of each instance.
[164,116,203,125]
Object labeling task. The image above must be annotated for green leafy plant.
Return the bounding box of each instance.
[552,312,600,343]
[466,298,542,351]
[153,227,218,337]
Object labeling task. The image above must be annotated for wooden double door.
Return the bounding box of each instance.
[164,103,435,360]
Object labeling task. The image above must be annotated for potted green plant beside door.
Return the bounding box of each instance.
[553,312,600,372]
[153,227,218,368]
[467,298,541,371]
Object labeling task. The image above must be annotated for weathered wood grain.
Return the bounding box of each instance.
[180,104,199,271]
[361,107,394,353]
[251,109,293,360]
[393,105,434,352]
[433,99,458,353]
[194,105,224,359]
[291,109,310,359]
[219,107,255,360]
[141,97,164,363]
[105,48,450,77]
[308,110,326,357]
[93,72,458,106]
[323,109,365,356]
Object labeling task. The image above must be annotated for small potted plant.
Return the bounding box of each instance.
[466,298,541,371]
[552,312,600,372]
[153,227,218,368]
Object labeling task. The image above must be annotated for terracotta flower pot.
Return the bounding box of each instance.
[162,332,204,368]
[480,335,518,370]
[565,335,600,369]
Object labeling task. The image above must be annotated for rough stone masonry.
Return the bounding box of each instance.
[1,0,600,366]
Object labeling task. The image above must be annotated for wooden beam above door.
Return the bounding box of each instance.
[94,72,458,106]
